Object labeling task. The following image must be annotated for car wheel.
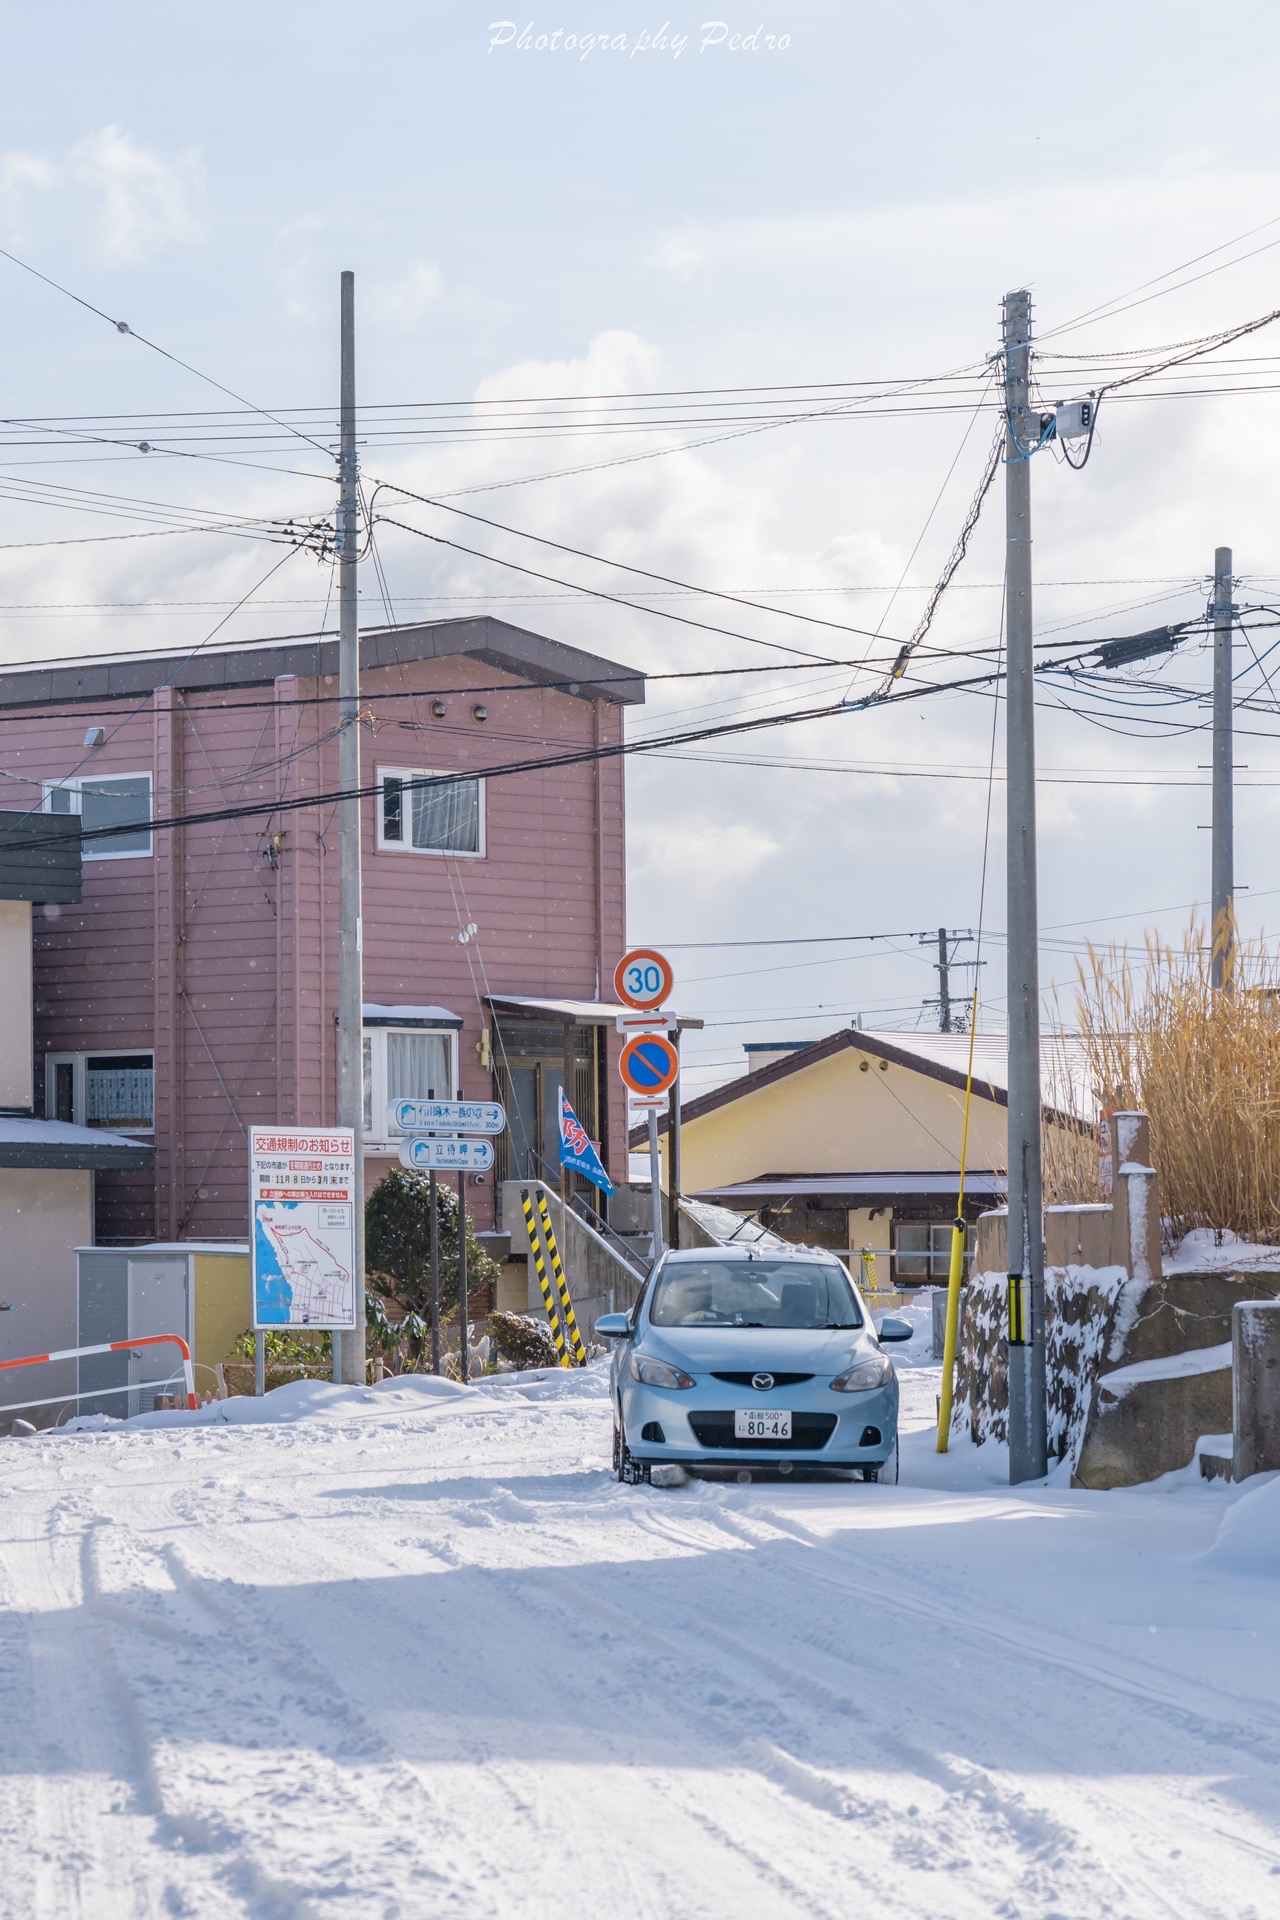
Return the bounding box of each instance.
[614,1420,650,1486]
[861,1438,899,1485]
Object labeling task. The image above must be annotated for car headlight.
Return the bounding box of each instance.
[629,1353,696,1389]
[830,1354,893,1392]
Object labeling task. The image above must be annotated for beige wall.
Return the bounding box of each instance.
[0,901,32,1109]
[0,1167,93,1428]
[671,1046,1009,1194]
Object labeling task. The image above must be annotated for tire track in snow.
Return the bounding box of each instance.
[693,1490,1280,1762]
[0,1498,254,1920]
[83,1520,483,1918]
[620,1491,1271,1920]
[498,1547,1135,1920]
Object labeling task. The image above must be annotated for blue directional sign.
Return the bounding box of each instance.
[398,1136,495,1173]
[388,1098,506,1136]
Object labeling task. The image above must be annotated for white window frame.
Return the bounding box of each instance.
[375,764,485,859]
[42,771,153,860]
[45,1048,156,1135]
[363,1026,460,1153]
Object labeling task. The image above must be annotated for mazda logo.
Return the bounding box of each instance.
[751,1373,775,1392]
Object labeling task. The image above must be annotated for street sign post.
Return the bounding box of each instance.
[398,1136,495,1174]
[389,1099,507,1383]
[614,948,674,1011]
[616,976,680,1261]
[388,1098,505,1135]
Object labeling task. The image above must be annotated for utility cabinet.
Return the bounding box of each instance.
[75,1241,250,1417]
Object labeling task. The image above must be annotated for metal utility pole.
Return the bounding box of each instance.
[1211,545,1235,990]
[335,269,366,1386]
[1002,287,1048,1484]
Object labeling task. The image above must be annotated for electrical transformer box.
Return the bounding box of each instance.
[1055,398,1094,441]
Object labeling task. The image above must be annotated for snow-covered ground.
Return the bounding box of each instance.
[3,1311,1280,1919]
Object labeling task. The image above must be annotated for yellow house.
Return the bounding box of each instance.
[648,1029,1022,1289]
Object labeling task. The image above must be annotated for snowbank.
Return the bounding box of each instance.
[1204,1471,1280,1575]
[61,1371,480,1434]
[1165,1227,1280,1275]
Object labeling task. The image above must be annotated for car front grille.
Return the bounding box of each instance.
[710,1371,814,1388]
[688,1412,838,1451]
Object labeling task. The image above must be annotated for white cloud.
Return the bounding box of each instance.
[370,261,444,327]
[0,125,205,262]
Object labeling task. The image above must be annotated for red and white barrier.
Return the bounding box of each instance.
[0,1333,197,1419]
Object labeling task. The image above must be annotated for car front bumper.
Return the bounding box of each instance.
[620,1376,899,1467]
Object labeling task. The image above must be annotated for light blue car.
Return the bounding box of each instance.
[595,1244,913,1485]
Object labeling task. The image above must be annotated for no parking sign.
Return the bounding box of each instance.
[619,1030,680,1098]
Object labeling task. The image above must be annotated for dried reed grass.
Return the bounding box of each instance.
[1069,923,1280,1243]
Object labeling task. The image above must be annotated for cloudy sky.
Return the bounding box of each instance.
[3,2,1280,1091]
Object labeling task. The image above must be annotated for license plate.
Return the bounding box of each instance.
[734,1408,792,1440]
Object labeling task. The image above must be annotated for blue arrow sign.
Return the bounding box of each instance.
[388,1098,506,1136]
[398,1136,495,1173]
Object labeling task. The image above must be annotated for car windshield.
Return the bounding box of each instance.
[649,1259,863,1329]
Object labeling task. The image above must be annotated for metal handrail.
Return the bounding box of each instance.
[520,1179,649,1284]
[568,1190,654,1277]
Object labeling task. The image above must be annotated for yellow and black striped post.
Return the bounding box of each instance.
[534,1190,588,1366]
[520,1188,571,1367]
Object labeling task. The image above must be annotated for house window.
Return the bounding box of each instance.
[363,1026,459,1147]
[44,773,152,858]
[377,767,484,857]
[46,1051,155,1133]
[891,1221,975,1287]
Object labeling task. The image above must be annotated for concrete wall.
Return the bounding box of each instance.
[670,1045,1011,1194]
[0,900,33,1109]
[0,1167,93,1429]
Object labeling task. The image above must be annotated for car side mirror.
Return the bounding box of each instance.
[877,1315,913,1342]
[594,1312,632,1339]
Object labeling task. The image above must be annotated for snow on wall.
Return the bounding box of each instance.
[953,1262,1138,1469]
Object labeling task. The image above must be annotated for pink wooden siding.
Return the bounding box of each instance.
[17,640,630,1242]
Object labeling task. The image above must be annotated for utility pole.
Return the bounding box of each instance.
[1211,545,1235,990]
[335,269,366,1386]
[936,927,953,1032]
[920,928,977,1032]
[1003,287,1048,1484]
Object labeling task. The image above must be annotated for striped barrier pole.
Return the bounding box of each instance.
[534,1191,588,1367]
[0,1332,198,1419]
[520,1188,571,1367]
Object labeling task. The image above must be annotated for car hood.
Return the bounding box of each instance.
[640,1324,875,1376]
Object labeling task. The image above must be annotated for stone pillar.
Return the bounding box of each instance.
[1233,1300,1280,1478]
[1108,1111,1161,1282]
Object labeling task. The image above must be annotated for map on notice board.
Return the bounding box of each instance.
[249,1128,357,1329]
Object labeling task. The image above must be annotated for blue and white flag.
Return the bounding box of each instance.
[559,1087,615,1195]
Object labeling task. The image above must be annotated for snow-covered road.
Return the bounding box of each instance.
[3,1337,1280,1919]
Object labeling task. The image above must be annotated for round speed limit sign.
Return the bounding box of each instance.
[614,947,674,1011]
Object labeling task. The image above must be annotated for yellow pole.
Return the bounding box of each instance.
[936,988,980,1452]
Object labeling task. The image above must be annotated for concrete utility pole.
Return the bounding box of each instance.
[1002,287,1048,1484]
[335,270,366,1386]
[936,927,953,1032]
[1211,545,1235,990]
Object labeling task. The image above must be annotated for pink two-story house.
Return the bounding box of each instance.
[0,616,642,1243]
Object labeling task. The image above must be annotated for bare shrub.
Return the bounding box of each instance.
[1071,924,1280,1243]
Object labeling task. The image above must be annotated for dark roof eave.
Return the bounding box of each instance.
[0,616,645,711]
[0,1142,154,1170]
